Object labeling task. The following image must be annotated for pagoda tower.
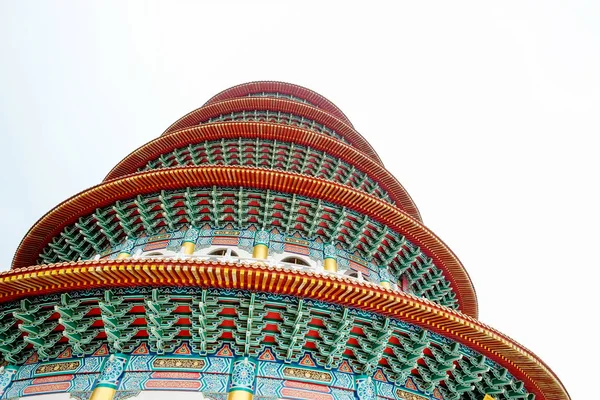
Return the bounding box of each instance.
[0,82,568,400]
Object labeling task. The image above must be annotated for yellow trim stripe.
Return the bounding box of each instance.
[0,259,566,400]
[12,166,477,318]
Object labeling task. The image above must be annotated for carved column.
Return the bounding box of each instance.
[355,375,377,400]
[116,239,135,259]
[182,227,200,255]
[323,243,338,273]
[89,354,129,400]
[379,266,392,289]
[227,357,258,400]
[252,231,269,259]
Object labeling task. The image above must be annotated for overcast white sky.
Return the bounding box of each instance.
[1,1,598,399]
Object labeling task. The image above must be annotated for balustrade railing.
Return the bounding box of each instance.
[124,252,400,292]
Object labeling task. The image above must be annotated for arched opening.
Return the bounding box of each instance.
[208,248,239,257]
[280,256,310,266]
[344,269,360,278]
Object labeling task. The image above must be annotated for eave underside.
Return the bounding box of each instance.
[12,166,475,317]
[0,260,568,400]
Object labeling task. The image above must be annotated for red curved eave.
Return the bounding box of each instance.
[203,81,355,127]
[12,166,477,318]
[104,122,422,221]
[0,260,569,400]
[161,97,383,165]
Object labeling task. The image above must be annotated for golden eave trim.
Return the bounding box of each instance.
[159,96,381,163]
[202,81,354,127]
[103,121,421,220]
[12,165,477,318]
[0,259,568,400]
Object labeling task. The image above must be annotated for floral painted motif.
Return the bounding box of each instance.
[152,358,205,370]
[253,230,270,246]
[395,389,429,400]
[96,354,129,389]
[230,358,257,392]
[355,376,376,400]
[69,374,97,393]
[200,373,229,394]
[332,370,353,390]
[120,239,135,254]
[35,361,81,375]
[323,243,337,259]
[184,227,200,243]
[282,367,332,383]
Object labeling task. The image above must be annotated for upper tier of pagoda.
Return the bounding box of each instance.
[2,82,570,400]
[12,81,477,317]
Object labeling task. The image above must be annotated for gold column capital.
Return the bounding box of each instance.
[181,241,195,255]
[252,244,268,259]
[227,390,253,400]
[89,386,117,400]
[323,257,338,273]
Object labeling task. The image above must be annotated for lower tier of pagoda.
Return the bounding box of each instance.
[0,259,566,400]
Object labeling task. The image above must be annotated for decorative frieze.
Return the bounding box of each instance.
[37,187,457,309]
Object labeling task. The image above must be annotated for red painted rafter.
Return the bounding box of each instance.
[202,81,355,127]
[0,258,568,400]
[104,122,421,220]
[161,97,381,164]
[12,166,477,318]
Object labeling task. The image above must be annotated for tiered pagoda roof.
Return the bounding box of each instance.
[0,82,569,400]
